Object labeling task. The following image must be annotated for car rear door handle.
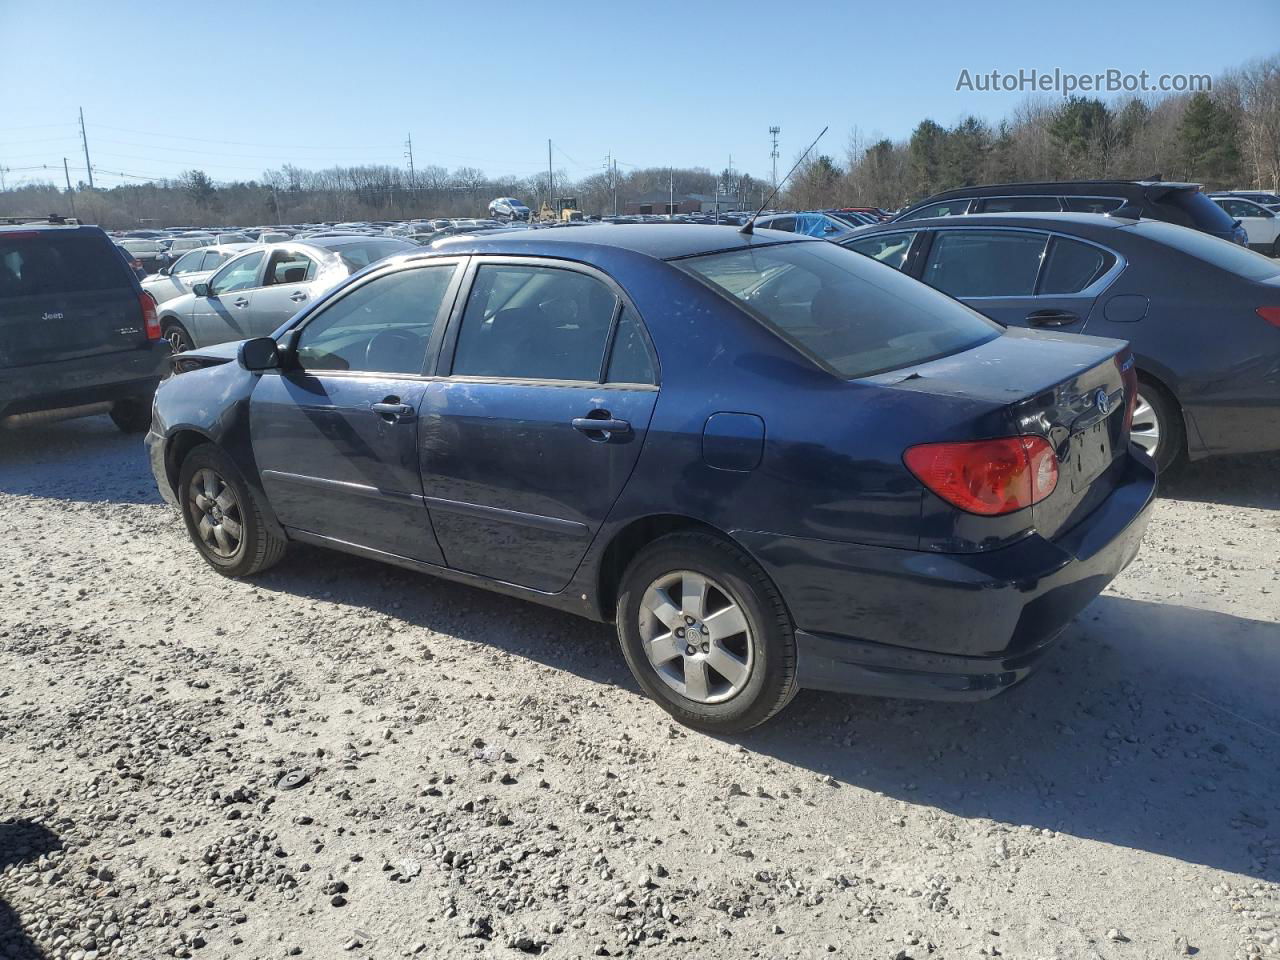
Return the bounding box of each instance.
[289,291,308,302]
[1025,309,1077,327]
[572,416,631,437]
[372,401,414,421]
[233,298,249,308]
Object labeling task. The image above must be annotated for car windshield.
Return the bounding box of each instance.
[678,240,1002,378]
[333,239,412,269]
[1130,221,1280,281]
[120,240,163,253]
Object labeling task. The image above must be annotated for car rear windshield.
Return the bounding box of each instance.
[1160,189,1238,233]
[677,240,1002,378]
[120,239,164,253]
[0,231,133,299]
[1131,221,1280,280]
[334,239,412,269]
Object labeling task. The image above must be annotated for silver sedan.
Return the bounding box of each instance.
[156,236,416,352]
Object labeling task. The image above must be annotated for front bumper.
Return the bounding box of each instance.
[146,428,178,507]
[738,452,1157,701]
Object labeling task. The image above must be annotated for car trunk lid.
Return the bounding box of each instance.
[870,327,1133,543]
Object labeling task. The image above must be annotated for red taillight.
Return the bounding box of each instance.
[1116,352,1138,435]
[1258,307,1280,328]
[904,436,1058,516]
[140,292,161,340]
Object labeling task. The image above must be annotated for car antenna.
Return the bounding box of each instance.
[740,125,828,236]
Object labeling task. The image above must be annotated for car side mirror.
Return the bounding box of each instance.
[158,265,170,276]
[238,337,280,372]
[192,282,211,298]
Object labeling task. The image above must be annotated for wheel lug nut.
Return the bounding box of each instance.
[675,627,685,638]
[685,616,695,625]
[685,645,695,656]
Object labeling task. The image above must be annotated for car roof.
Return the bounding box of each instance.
[428,223,810,261]
[860,211,1138,231]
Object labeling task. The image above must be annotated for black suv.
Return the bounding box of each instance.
[1,218,170,432]
[893,179,1249,246]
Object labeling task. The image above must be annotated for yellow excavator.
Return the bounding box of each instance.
[538,197,584,222]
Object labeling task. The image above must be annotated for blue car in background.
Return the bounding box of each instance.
[146,224,1155,732]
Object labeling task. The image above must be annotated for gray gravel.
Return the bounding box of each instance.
[1,415,1278,959]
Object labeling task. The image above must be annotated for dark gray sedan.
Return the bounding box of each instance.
[840,212,1280,471]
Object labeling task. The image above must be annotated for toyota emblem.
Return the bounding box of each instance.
[1095,388,1112,415]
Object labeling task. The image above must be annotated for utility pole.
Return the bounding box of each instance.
[769,125,781,190]
[612,158,618,217]
[547,139,554,210]
[0,164,7,191]
[79,107,94,189]
[668,169,674,219]
[404,133,415,191]
[63,158,77,219]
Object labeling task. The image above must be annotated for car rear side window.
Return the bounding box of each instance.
[451,264,620,381]
[295,265,457,375]
[0,232,132,299]
[921,230,1048,297]
[1063,196,1125,213]
[1038,237,1115,294]
[974,196,1063,213]
[678,240,1001,379]
[1131,221,1280,281]
[605,306,656,384]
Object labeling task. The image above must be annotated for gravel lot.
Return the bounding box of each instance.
[1,416,1277,960]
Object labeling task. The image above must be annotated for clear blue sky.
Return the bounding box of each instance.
[1,0,1277,189]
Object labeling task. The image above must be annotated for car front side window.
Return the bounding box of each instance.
[208,251,265,296]
[171,250,206,275]
[294,264,458,375]
[845,231,918,270]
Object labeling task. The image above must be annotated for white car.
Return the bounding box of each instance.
[1210,195,1280,256]
[488,197,531,221]
[142,243,256,309]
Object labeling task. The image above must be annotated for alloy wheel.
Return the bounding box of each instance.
[1130,391,1161,460]
[166,328,190,353]
[188,468,244,560]
[638,570,753,704]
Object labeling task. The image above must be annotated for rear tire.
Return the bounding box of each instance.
[110,397,152,433]
[163,321,193,354]
[1133,375,1184,474]
[615,532,798,733]
[178,443,286,577]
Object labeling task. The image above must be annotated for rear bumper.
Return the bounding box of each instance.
[0,345,169,420]
[739,451,1157,701]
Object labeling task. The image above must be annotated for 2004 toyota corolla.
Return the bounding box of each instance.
[146,225,1156,732]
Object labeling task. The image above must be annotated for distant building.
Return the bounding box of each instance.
[624,192,740,215]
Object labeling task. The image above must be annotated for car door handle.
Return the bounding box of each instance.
[572,416,631,436]
[233,298,249,308]
[1025,309,1078,327]
[289,291,308,302]
[371,401,414,421]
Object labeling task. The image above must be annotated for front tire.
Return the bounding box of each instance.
[110,397,152,433]
[1132,376,1184,474]
[616,532,798,733]
[178,443,286,577]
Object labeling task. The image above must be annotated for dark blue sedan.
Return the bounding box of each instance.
[147,225,1155,732]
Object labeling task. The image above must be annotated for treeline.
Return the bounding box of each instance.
[785,54,1280,210]
[2,54,1276,228]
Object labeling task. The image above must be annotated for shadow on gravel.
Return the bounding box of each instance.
[0,415,161,505]
[1160,450,1280,510]
[0,820,61,960]
[742,594,1280,883]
